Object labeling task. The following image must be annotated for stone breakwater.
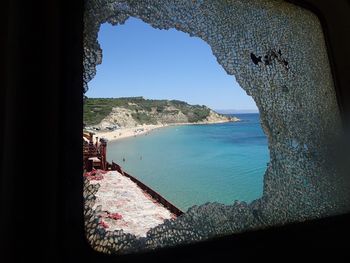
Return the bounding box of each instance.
[84,0,350,254]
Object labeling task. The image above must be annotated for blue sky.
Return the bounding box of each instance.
[86,17,258,111]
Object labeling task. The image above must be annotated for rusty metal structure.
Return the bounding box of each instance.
[83,132,108,171]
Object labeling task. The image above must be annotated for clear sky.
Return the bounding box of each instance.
[86,17,258,111]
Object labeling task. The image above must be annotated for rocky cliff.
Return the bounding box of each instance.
[84,97,239,130]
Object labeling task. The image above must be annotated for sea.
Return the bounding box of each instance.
[107,113,269,212]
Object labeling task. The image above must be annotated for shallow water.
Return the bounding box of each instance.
[107,114,269,211]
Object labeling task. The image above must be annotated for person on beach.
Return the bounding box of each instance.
[123,157,125,162]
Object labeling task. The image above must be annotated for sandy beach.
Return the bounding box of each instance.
[91,124,167,142]
[91,120,234,143]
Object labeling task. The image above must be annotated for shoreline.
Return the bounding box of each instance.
[89,120,237,143]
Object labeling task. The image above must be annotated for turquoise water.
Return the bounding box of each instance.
[107,114,269,211]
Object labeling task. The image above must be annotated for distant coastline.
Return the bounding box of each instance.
[84,97,244,142]
[89,119,236,143]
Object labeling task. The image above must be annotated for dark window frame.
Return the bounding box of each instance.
[2,0,350,261]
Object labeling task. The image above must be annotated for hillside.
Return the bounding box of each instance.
[84,97,239,130]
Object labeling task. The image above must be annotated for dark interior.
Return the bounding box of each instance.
[2,0,350,261]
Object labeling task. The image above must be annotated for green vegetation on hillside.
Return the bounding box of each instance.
[83,97,212,126]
